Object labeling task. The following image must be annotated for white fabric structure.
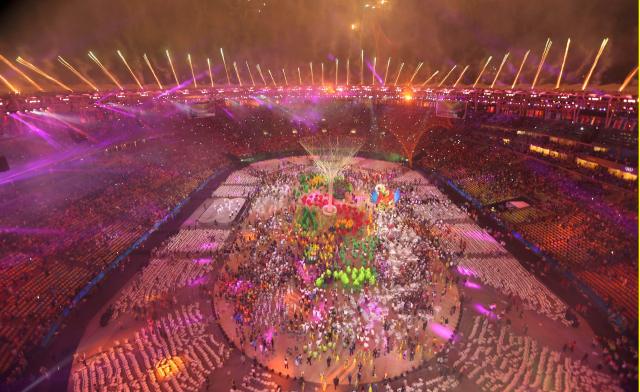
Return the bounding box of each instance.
[159,229,229,255]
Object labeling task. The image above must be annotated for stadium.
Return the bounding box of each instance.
[0,1,637,391]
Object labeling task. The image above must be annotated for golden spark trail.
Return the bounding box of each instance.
[207,58,214,87]
[233,62,242,86]
[143,53,163,89]
[256,64,267,85]
[532,38,552,89]
[384,57,391,85]
[511,50,529,89]
[321,62,325,86]
[408,62,423,86]
[453,65,469,88]
[220,48,231,85]
[297,67,302,85]
[360,49,364,85]
[473,56,492,88]
[619,66,638,92]
[491,52,510,89]
[309,62,314,85]
[246,61,256,86]
[393,62,405,86]
[58,56,99,92]
[555,38,570,89]
[0,73,19,94]
[582,38,608,91]
[268,69,277,86]
[421,70,439,86]
[282,68,288,86]
[116,50,143,90]
[164,50,180,87]
[88,51,123,90]
[187,54,197,87]
[0,54,43,91]
[346,58,350,85]
[437,65,456,87]
[16,56,73,92]
[335,58,339,85]
[372,57,377,85]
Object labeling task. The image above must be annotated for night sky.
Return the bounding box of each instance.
[0,0,636,86]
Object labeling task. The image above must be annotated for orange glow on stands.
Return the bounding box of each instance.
[88,51,123,90]
[143,53,163,90]
[0,54,43,91]
[511,50,530,89]
[116,50,143,90]
[58,56,99,92]
[582,38,609,91]
[403,92,413,101]
[154,356,185,381]
[16,56,73,92]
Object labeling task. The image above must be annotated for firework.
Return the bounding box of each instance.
[372,56,377,85]
[619,66,638,92]
[491,52,510,89]
[233,62,242,86]
[297,67,302,85]
[473,56,492,88]
[393,62,405,85]
[309,62,314,85]
[246,61,256,86]
[532,38,552,89]
[268,68,277,86]
[437,64,456,87]
[282,68,288,86]
[16,56,73,92]
[555,38,570,89]
[143,53,163,90]
[207,58,214,87]
[220,48,231,85]
[164,50,180,87]
[360,49,364,85]
[0,54,43,91]
[383,57,391,85]
[187,54,197,88]
[582,38,609,91]
[452,65,469,88]
[115,50,142,90]
[421,70,439,86]
[256,64,267,85]
[511,50,529,89]
[58,56,99,92]
[335,58,339,85]
[346,58,350,85]
[321,62,325,86]
[0,73,19,94]
[408,62,423,86]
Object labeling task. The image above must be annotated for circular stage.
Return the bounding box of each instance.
[214,157,461,384]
